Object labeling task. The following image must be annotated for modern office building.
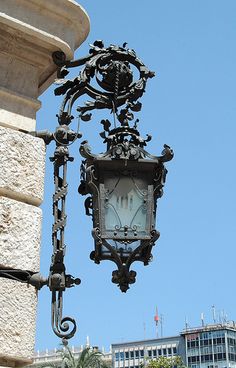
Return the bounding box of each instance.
[112,335,184,368]
[182,322,236,368]
[111,322,236,368]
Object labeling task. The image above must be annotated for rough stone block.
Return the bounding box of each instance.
[0,126,45,206]
[0,279,37,366]
[0,197,42,272]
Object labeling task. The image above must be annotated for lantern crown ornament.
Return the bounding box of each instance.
[0,41,173,342]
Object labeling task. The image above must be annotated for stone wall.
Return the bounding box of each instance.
[0,1,89,366]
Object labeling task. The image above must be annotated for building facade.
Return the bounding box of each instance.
[32,322,236,368]
[182,323,236,368]
[112,335,184,368]
[111,322,236,368]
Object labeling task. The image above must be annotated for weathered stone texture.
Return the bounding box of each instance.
[0,87,41,132]
[0,279,37,365]
[0,126,45,206]
[0,1,90,365]
[0,197,42,272]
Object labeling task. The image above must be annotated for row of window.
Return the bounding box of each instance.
[188,353,227,363]
[189,364,229,368]
[188,346,226,356]
[188,337,236,350]
[187,330,236,342]
[189,365,222,368]
[115,347,177,361]
[187,338,225,348]
[200,331,226,339]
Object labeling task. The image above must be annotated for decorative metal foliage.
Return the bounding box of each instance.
[52,40,155,127]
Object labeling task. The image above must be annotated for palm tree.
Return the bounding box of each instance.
[61,346,109,368]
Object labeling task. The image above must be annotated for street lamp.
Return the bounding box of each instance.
[79,126,172,293]
[0,41,173,340]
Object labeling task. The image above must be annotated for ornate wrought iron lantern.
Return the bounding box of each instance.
[57,40,173,293]
[79,127,173,292]
[0,40,173,340]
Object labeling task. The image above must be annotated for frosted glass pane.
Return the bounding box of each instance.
[102,240,141,255]
[104,176,147,233]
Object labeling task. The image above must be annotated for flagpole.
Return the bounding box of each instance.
[154,307,159,338]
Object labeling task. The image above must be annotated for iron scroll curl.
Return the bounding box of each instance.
[52,40,155,127]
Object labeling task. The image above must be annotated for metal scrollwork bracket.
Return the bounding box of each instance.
[34,126,81,340]
[0,126,82,341]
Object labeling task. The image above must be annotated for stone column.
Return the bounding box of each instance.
[0,1,89,366]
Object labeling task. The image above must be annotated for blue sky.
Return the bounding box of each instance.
[36,0,236,352]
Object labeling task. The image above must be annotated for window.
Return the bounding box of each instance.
[135,351,139,358]
[188,357,200,364]
[153,349,157,357]
[203,354,213,362]
[125,352,129,360]
[216,346,223,353]
[130,351,134,358]
[228,338,236,346]
[168,348,172,355]
[140,350,144,358]
[120,352,124,360]
[115,353,119,361]
[163,349,167,355]
[158,349,162,356]
[173,347,177,354]
[190,341,199,348]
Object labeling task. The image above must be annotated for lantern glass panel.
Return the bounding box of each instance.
[103,174,148,237]
[101,240,141,256]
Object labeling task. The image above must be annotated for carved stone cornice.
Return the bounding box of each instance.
[0,0,89,95]
[0,0,90,130]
